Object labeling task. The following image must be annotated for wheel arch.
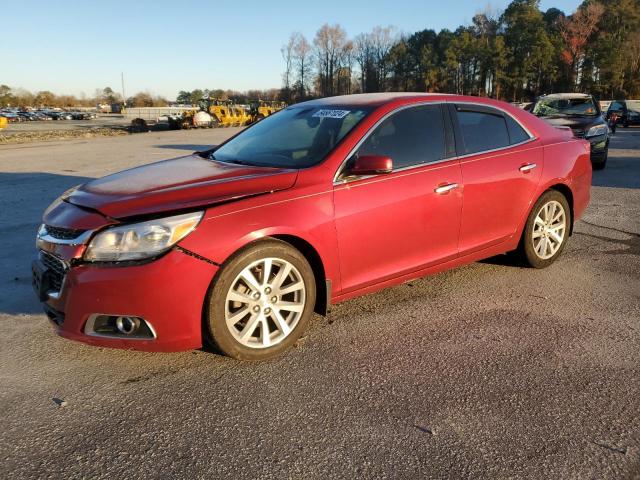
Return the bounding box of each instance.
[205,233,331,317]
[270,234,330,316]
[514,180,576,250]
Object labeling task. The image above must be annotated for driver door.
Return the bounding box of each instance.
[333,104,463,294]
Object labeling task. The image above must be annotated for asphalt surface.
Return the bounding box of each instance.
[0,128,639,479]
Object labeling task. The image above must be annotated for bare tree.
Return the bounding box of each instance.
[354,26,397,92]
[559,2,605,89]
[354,32,373,92]
[281,34,296,102]
[292,33,312,99]
[369,26,397,91]
[314,23,350,96]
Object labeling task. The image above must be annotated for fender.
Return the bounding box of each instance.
[177,189,342,294]
[511,138,591,245]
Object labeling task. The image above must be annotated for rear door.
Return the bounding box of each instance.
[449,103,542,255]
[333,103,462,294]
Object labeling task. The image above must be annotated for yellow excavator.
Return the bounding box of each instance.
[249,100,286,121]
[203,98,286,126]
[202,99,248,127]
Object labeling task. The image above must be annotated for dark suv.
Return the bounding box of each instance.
[531,93,609,170]
[606,100,640,128]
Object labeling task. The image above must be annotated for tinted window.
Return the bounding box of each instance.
[356,105,445,169]
[457,110,509,154]
[505,115,530,144]
[609,101,624,111]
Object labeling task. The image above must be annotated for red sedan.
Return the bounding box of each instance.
[33,94,592,360]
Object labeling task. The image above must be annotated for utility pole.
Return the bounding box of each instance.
[121,72,126,110]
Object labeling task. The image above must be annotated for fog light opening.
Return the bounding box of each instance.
[115,316,140,335]
[85,314,156,339]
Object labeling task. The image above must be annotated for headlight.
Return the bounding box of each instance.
[84,211,203,262]
[586,124,608,137]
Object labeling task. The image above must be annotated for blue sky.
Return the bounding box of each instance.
[2,0,581,99]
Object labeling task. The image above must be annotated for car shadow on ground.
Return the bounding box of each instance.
[0,172,93,315]
[478,253,525,268]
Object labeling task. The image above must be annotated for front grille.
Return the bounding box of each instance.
[571,128,585,138]
[39,251,67,292]
[44,225,85,240]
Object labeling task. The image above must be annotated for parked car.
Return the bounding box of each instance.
[43,110,69,120]
[33,112,53,121]
[33,93,592,360]
[0,111,20,122]
[606,99,640,128]
[530,93,609,170]
[18,111,37,121]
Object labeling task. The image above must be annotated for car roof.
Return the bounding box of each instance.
[294,92,451,108]
[538,93,592,100]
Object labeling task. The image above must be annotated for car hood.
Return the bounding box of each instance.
[539,115,603,130]
[65,155,298,219]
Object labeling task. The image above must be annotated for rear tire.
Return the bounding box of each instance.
[519,190,571,269]
[205,239,316,360]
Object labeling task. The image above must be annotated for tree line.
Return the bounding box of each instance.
[0,85,171,108]
[0,84,284,108]
[175,88,281,106]
[280,0,640,103]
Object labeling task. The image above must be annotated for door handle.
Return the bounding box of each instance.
[519,163,537,173]
[434,183,459,194]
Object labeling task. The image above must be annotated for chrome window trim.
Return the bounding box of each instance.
[333,100,537,185]
[455,136,537,162]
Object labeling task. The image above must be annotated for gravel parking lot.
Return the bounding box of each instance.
[0,115,129,135]
[0,128,639,479]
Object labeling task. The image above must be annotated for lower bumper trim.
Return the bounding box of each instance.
[43,304,65,326]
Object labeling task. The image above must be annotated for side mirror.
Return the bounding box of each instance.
[349,155,393,175]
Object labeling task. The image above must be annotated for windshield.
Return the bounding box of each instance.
[533,97,598,117]
[210,105,371,168]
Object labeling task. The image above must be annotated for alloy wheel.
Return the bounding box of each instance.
[225,257,306,349]
[532,200,566,260]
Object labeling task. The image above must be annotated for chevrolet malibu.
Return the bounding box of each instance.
[33,93,592,360]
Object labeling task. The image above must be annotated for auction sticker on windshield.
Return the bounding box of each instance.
[312,109,351,119]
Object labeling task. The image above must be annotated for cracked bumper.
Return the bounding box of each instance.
[40,248,218,352]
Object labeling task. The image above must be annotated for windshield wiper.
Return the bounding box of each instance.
[211,156,252,166]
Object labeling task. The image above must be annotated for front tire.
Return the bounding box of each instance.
[593,149,608,170]
[205,239,316,360]
[520,190,571,268]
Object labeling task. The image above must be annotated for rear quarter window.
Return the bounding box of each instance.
[505,115,531,144]
[457,109,510,154]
